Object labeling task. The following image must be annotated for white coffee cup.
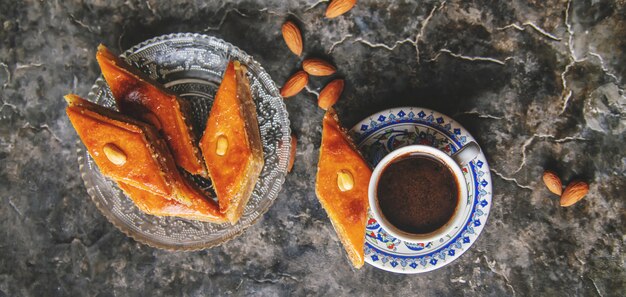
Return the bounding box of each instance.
[368,142,480,243]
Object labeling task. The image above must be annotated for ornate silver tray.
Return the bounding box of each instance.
[77,33,291,250]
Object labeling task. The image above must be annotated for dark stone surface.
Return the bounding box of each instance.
[1,0,624,296]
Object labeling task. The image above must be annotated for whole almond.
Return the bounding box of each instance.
[280,71,309,98]
[103,143,127,166]
[288,133,297,172]
[215,135,228,156]
[337,169,355,192]
[281,21,303,56]
[302,58,336,76]
[325,0,357,19]
[560,181,589,207]
[542,170,563,195]
[318,79,344,110]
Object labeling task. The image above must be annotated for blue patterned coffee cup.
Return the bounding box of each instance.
[368,142,480,243]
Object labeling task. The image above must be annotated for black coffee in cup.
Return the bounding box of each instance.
[376,155,459,234]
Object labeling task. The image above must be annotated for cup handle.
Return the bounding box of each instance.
[451,141,481,166]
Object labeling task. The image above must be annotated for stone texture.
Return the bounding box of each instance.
[1,0,624,296]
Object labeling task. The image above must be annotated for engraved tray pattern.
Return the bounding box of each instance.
[76,33,291,250]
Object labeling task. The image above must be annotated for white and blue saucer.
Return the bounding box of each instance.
[350,107,493,274]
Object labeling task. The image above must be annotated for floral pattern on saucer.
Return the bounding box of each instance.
[350,107,492,274]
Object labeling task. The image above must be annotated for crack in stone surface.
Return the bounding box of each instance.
[537,134,588,143]
[257,7,283,16]
[8,197,23,217]
[304,0,328,12]
[454,110,503,120]
[450,276,466,283]
[20,122,62,143]
[513,134,588,174]
[588,52,625,96]
[499,23,525,31]
[588,277,604,297]
[559,0,596,117]
[233,279,243,291]
[257,7,304,23]
[277,273,299,282]
[558,0,624,118]
[327,34,353,55]
[560,90,573,115]
[353,37,416,51]
[287,212,311,220]
[559,60,576,115]
[588,52,620,83]
[249,272,300,284]
[415,1,446,63]
[15,63,43,71]
[429,49,512,65]
[334,1,446,63]
[0,99,19,115]
[490,168,533,190]
[564,0,583,62]
[512,136,536,174]
[497,22,561,41]
[68,14,98,34]
[145,0,159,18]
[483,255,517,297]
[0,62,10,87]
[304,85,320,97]
[203,8,248,31]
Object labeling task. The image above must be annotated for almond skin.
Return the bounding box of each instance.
[318,79,344,110]
[287,133,297,172]
[280,71,309,98]
[325,0,357,19]
[302,58,336,76]
[560,181,589,207]
[542,170,563,196]
[281,21,303,56]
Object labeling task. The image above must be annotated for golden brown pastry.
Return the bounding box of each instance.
[117,180,225,223]
[199,61,264,224]
[315,109,371,268]
[96,45,207,177]
[65,94,200,207]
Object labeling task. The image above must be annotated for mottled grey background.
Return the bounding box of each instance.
[1,0,624,296]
